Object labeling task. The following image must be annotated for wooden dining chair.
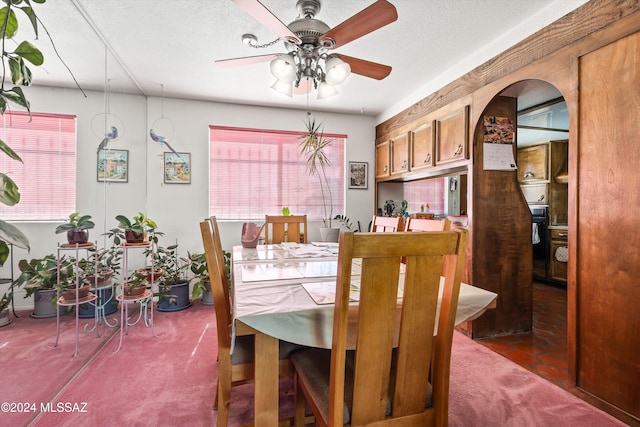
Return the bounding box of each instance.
[199,217,299,427]
[264,214,308,244]
[404,217,451,232]
[370,215,401,232]
[291,230,468,427]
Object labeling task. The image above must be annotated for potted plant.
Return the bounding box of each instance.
[333,214,359,231]
[113,212,160,244]
[54,261,90,303]
[0,292,11,327]
[122,270,148,298]
[55,212,95,245]
[77,246,120,318]
[16,255,69,318]
[188,252,213,305]
[154,244,190,312]
[299,116,340,242]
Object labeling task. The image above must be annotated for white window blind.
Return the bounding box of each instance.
[209,126,345,221]
[0,111,77,221]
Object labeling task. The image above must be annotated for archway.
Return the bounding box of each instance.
[472,79,569,388]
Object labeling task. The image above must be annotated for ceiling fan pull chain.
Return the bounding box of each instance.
[242,33,281,49]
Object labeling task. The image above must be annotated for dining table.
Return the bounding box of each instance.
[231,242,498,427]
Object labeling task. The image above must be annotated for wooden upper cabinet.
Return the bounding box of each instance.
[375,141,391,179]
[410,121,435,172]
[517,143,549,183]
[390,132,410,176]
[436,105,469,165]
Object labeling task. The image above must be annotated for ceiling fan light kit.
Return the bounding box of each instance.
[271,79,294,97]
[219,0,398,100]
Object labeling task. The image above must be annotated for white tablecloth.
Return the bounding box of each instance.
[232,245,498,349]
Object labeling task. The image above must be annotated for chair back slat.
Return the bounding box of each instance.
[404,217,451,232]
[265,215,307,243]
[328,230,468,426]
[371,215,401,232]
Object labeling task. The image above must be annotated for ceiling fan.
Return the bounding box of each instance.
[216,0,398,99]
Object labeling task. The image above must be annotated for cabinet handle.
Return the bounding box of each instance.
[424,153,431,163]
[558,232,567,237]
[523,171,535,179]
[383,165,388,173]
[453,144,463,157]
[401,160,407,169]
[537,195,545,202]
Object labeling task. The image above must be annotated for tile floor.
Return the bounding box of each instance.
[477,281,570,389]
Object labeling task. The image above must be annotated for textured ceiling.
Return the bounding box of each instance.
[24,0,587,120]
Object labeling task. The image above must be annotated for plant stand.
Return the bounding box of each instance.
[80,282,118,330]
[114,241,157,352]
[53,242,99,358]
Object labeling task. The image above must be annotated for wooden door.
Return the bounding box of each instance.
[578,31,640,418]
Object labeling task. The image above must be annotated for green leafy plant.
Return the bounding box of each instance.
[188,252,209,299]
[299,115,334,227]
[15,254,78,299]
[0,0,83,313]
[106,212,162,245]
[54,212,95,234]
[153,244,189,306]
[78,246,121,285]
[333,214,358,231]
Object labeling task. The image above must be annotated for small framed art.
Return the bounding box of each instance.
[97,149,129,183]
[348,161,368,189]
[164,152,191,184]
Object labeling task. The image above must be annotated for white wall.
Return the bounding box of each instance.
[1,86,375,310]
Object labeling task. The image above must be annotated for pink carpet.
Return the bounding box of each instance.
[0,302,628,426]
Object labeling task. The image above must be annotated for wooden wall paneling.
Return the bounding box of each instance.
[577,31,640,420]
[376,0,640,140]
[469,95,532,338]
[374,4,640,424]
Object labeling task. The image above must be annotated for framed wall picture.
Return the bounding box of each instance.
[348,161,368,189]
[97,149,129,182]
[164,152,191,184]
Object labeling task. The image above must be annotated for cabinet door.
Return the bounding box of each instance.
[375,141,390,179]
[410,121,435,172]
[436,105,469,165]
[390,132,410,176]
[517,144,549,182]
[521,183,548,204]
[550,240,568,283]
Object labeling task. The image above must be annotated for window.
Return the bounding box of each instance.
[209,126,345,221]
[404,178,446,214]
[0,111,77,221]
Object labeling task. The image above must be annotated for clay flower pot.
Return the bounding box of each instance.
[61,285,91,302]
[67,230,89,245]
[125,229,145,244]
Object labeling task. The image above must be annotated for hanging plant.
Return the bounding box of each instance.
[0,0,84,313]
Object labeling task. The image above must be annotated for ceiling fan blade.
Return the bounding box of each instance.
[319,0,398,49]
[232,0,301,44]
[338,54,392,80]
[215,54,279,68]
